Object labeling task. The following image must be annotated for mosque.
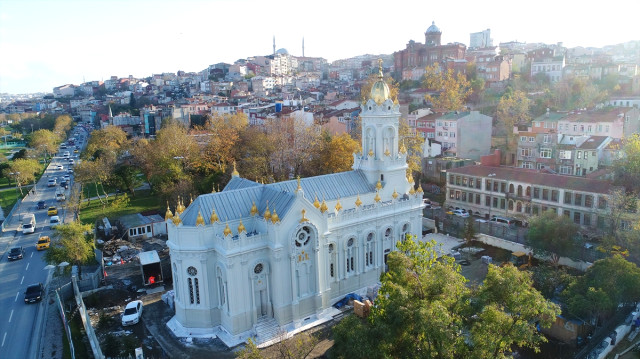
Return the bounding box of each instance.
[165,66,425,343]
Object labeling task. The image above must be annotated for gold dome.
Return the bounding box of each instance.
[223,222,232,236]
[250,201,258,216]
[210,208,219,223]
[376,180,383,191]
[355,194,362,207]
[263,203,272,221]
[238,220,246,233]
[370,59,390,105]
[313,195,320,209]
[196,210,205,226]
[271,208,280,224]
[172,212,182,225]
[320,199,328,213]
[392,189,398,199]
[335,198,342,212]
[374,190,381,203]
[165,202,173,221]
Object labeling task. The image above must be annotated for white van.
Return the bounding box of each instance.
[489,216,515,227]
[22,213,36,234]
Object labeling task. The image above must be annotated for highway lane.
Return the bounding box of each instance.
[0,127,87,358]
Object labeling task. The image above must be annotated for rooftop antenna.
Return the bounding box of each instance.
[302,37,305,57]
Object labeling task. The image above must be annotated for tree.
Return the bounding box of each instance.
[29,129,59,160]
[310,132,359,175]
[462,217,478,259]
[423,63,472,111]
[53,114,73,139]
[526,209,579,266]
[496,90,531,148]
[562,255,640,321]
[84,125,129,160]
[614,133,640,192]
[198,112,248,173]
[332,239,559,358]
[44,221,95,270]
[111,164,143,197]
[601,188,639,246]
[2,158,40,196]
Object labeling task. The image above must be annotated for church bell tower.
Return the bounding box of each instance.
[353,59,410,196]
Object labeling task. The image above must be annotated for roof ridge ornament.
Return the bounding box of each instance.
[196,207,205,226]
[210,207,219,223]
[231,161,239,177]
[165,202,174,221]
[355,194,362,207]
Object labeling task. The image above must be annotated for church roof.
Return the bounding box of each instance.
[180,170,375,225]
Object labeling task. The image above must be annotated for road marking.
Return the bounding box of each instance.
[20,276,24,284]
[30,252,34,258]
[1,332,5,347]
[26,263,29,271]
[8,310,12,323]
[15,292,19,302]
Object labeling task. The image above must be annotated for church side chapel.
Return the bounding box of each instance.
[166,62,425,343]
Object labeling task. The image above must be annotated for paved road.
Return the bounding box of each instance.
[0,127,87,358]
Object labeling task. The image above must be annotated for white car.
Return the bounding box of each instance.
[49,216,61,228]
[121,300,143,326]
[453,209,469,218]
[56,165,63,170]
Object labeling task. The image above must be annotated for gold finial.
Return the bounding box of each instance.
[377,58,384,78]
[211,184,216,193]
[237,220,246,233]
[165,202,174,220]
[231,161,239,177]
[196,209,205,226]
[250,201,258,216]
[320,198,328,213]
[223,222,232,236]
[376,180,383,191]
[400,141,407,154]
[300,208,308,223]
[296,176,302,193]
[384,148,390,157]
[368,148,374,157]
[176,196,185,214]
[355,194,362,207]
[409,186,416,195]
[392,189,398,199]
[416,184,423,194]
[172,211,182,225]
[271,207,280,223]
[335,198,342,212]
[313,195,320,209]
[374,190,381,203]
[263,202,271,221]
[190,194,193,205]
[407,172,414,184]
[210,207,219,223]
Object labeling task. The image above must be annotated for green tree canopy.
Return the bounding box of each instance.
[423,62,472,111]
[526,209,579,266]
[44,221,95,268]
[29,129,59,159]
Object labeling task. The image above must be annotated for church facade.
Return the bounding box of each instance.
[166,70,425,338]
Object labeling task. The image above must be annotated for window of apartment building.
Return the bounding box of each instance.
[597,125,603,132]
[501,198,506,209]
[427,133,434,138]
[468,178,474,188]
[605,125,610,133]
[449,174,454,184]
[461,192,466,201]
[544,122,548,129]
[597,216,606,229]
[456,176,461,185]
[540,148,552,158]
[560,166,572,175]
[520,136,526,142]
[449,189,454,199]
[476,195,481,205]
[577,151,582,159]
[552,122,556,129]
[500,182,506,193]
[584,214,591,226]
[564,191,572,204]
[574,193,583,206]
[462,177,468,186]
[528,137,535,142]
[437,121,443,127]
[573,212,581,224]
[587,125,592,133]
[450,122,456,127]
[455,191,461,200]
[532,206,539,215]
[485,179,492,191]
[508,200,514,210]
[585,195,593,208]
[476,179,481,189]
[522,162,533,169]
[573,125,578,131]
[485,195,491,207]
[542,189,549,201]
[551,190,559,202]
[468,193,474,203]
[559,151,571,159]
[543,134,551,143]
[437,131,443,137]
[493,181,499,192]
[580,125,585,132]
[493,197,498,208]
[537,163,544,170]
[598,196,607,209]
[563,210,570,217]
[450,132,455,137]
[533,187,540,199]
[584,151,589,159]
[535,122,541,127]
[521,148,533,157]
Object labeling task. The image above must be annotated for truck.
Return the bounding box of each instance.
[22,213,36,234]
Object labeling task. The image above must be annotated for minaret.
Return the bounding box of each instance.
[273,35,275,56]
[108,105,113,118]
[302,37,305,57]
[353,59,409,195]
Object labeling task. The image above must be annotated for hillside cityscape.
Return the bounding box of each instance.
[2,22,640,359]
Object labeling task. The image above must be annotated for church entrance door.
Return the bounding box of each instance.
[259,289,268,317]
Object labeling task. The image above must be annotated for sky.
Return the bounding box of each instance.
[1,0,639,94]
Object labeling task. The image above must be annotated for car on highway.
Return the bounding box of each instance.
[8,246,25,261]
[121,300,143,326]
[24,283,44,304]
[63,151,70,157]
[452,209,469,218]
[67,169,74,174]
[37,200,47,209]
[73,149,79,154]
[47,206,58,216]
[22,213,36,234]
[49,216,61,228]
[60,180,68,189]
[56,165,63,170]
[36,236,51,250]
[63,174,70,181]
[47,178,57,187]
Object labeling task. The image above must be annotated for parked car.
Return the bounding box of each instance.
[36,236,51,251]
[8,246,25,261]
[452,209,469,218]
[49,216,61,228]
[47,206,58,216]
[37,200,47,210]
[24,283,44,303]
[121,300,143,326]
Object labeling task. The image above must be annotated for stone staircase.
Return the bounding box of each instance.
[254,317,281,345]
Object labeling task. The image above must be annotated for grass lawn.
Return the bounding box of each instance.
[79,189,163,225]
[81,182,117,200]
[0,188,20,215]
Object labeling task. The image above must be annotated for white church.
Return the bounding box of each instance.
[166,68,425,343]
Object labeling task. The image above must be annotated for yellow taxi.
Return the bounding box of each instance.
[36,236,51,250]
[47,206,58,216]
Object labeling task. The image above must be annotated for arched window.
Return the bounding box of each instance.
[517,185,523,197]
[508,200,514,211]
[188,278,194,304]
[526,186,531,196]
[365,233,374,268]
[516,202,523,212]
[346,237,355,274]
[401,223,410,240]
[328,244,335,278]
[217,267,226,307]
[509,184,515,193]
